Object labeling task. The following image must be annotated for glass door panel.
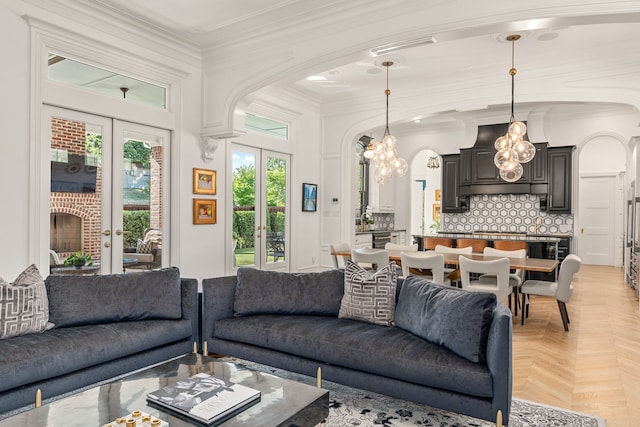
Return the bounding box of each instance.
[231,145,289,271]
[264,153,288,266]
[232,147,258,267]
[48,110,112,274]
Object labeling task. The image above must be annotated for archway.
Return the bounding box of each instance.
[410,150,442,240]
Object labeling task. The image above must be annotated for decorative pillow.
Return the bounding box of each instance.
[137,239,154,254]
[234,268,344,317]
[0,264,53,339]
[338,259,397,326]
[47,267,182,327]
[394,275,497,363]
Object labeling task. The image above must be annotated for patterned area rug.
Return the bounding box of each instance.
[221,356,606,427]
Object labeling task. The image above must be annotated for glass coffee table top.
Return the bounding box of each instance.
[1,354,328,426]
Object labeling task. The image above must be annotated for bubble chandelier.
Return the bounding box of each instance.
[364,61,408,184]
[494,34,535,182]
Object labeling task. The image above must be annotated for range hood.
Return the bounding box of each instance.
[458,123,547,196]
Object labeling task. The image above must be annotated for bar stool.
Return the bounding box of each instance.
[493,240,528,252]
[456,239,488,253]
[423,237,453,250]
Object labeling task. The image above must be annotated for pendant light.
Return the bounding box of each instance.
[369,61,408,184]
[494,34,535,182]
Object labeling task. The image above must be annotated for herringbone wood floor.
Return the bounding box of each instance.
[512,264,640,426]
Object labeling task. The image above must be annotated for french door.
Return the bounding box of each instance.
[230,144,290,272]
[44,106,170,274]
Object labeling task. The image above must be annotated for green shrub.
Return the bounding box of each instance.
[123,210,150,247]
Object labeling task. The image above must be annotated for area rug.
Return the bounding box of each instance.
[221,356,606,427]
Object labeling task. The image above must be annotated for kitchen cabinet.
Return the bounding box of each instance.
[459,149,472,185]
[378,181,395,212]
[354,233,372,249]
[442,154,463,213]
[472,147,502,184]
[390,231,406,245]
[547,146,575,213]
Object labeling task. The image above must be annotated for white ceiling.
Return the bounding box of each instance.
[86,1,640,136]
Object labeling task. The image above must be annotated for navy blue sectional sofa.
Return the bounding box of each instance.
[0,267,198,415]
[201,268,513,424]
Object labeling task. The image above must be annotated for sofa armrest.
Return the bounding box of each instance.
[201,276,237,350]
[486,303,513,423]
[180,278,199,347]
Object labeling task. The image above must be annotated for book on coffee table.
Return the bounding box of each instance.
[146,372,261,425]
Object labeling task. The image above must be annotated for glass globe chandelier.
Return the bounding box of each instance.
[365,61,408,184]
[494,34,535,182]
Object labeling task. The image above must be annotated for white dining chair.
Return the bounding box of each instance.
[520,254,582,331]
[434,245,473,285]
[400,252,448,286]
[329,242,351,269]
[384,242,418,252]
[351,248,391,272]
[459,256,512,304]
[482,247,527,315]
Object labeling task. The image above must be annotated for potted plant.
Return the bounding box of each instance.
[429,219,440,234]
[64,251,93,269]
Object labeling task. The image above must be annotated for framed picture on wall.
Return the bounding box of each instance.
[302,183,317,212]
[193,199,217,224]
[193,168,216,195]
[432,203,441,220]
[435,189,441,201]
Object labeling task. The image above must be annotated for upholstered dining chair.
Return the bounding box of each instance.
[329,242,351,269]
[400,252,448,286]
[384,242,418,251]
[459,256,512,304]
[351,248,391,272]
[434,245,473,285]
[482,247,527,315]
[520,254,582,331]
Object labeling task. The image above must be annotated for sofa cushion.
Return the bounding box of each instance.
[47,267,182,328]
[394,275,497,364]
[338,260,396,326]
[233,268,344,316]
[0,318,191,393]
[0,265,52,339]
[214,315,493,398]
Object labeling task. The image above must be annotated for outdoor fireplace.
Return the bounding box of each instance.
[50,213,82,253]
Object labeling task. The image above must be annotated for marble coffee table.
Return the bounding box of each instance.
[0,354,329,426]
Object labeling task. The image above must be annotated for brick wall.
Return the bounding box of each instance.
[150,146,162,228]
[50,118,103,260]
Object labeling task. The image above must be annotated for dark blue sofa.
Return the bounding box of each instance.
[201,268,513,424]
[0,267,198,415]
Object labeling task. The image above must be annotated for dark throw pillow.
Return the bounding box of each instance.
[338,259,397,326]
[233,268,345,317]
[394,275,497,363]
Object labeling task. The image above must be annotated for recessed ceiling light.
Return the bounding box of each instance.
[414,119,421,123]
[306,75,327,81]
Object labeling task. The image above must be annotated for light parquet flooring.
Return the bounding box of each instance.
[512,264,640,426]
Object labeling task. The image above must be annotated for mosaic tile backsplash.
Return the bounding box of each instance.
[441,194,574,235]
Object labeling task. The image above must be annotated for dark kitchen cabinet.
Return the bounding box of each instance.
[530,143,548,183]
[442,154,462,212]
[472,148,502,184]
[459,149,472,185]
[547,146,575,213]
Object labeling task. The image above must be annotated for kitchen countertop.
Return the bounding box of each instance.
[411,232,573,243]
[356,229,406,235]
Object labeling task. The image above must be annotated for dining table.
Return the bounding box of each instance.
[331,249,559,279]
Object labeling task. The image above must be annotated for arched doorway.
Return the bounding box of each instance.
[410,150,442,240]
[577,135,628,266]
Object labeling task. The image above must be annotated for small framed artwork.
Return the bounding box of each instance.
[193,199,217,224]
[193,168,216,195]
[302,183,317,212]
[435,189,441,201]
[432,203,441,220]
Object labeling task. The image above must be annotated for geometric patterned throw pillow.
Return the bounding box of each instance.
[136,239,154,254]
[338,259,397,326]
[0,264,52,339]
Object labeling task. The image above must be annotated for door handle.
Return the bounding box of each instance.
[101,230,111,236]
[115,229,125,236]
[104,242,111,248]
